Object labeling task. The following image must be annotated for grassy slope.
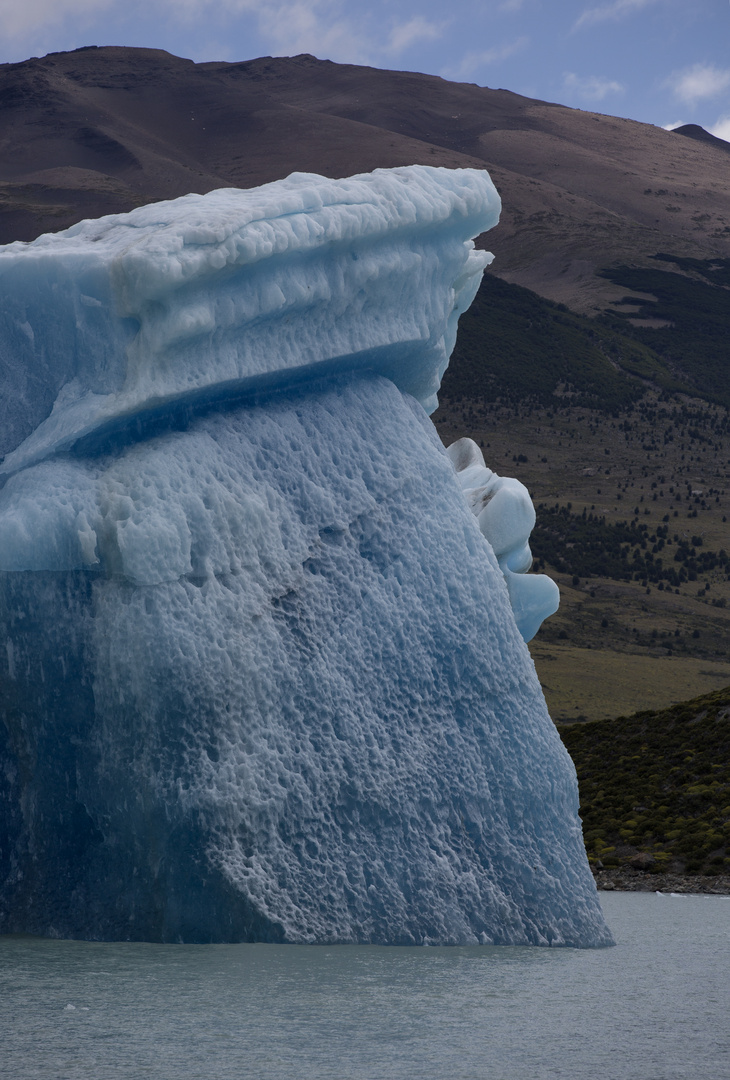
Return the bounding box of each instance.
[557,686,730,877]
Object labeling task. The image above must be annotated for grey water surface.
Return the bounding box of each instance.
[1,891,729,1080]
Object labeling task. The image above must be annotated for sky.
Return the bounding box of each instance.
[1,0,730,141]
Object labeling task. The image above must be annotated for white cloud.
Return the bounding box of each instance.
[0,0,375,65]
[251,0,371,63]
[385,16,443,56]
[662,121,686,131]
[0,0,112,38]
[710,115,730,143]
[0,0,449,69]
[169,0,369,63]
[668,63,730,106]
[574,0,661,31]
[203,0,443,67]
[443,36,528,80]
[563,72,625,101]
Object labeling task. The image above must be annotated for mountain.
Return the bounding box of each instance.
[1,46,729,319]
[672,123,730,157]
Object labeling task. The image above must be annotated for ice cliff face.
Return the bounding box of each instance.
[0,166,612,946]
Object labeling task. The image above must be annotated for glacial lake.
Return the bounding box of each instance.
[2,892,729,1080]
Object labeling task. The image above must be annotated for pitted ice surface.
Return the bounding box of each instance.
[0,168,608,947]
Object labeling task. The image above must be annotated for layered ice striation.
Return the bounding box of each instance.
[0,166,612,946]
[0,167,494,475]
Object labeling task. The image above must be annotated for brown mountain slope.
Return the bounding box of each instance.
[0,48,487,240]
[1,46,729,315]
[673,123,730,157]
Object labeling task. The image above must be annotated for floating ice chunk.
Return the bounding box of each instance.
[447,438,559,641]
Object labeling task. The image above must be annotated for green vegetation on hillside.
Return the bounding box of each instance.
[531,506,730,591]
[653,252,730,287]
[558,686,730,875]
[600,255,730,406]
[442,272,667,409]
[441,256,730,413]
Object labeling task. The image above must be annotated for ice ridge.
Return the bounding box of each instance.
[0,166,497,477]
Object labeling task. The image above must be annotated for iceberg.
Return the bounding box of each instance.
[0,166,612,946]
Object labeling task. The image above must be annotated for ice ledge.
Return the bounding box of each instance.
[0,166,500,477]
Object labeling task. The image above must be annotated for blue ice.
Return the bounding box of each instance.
[0,166,612,946]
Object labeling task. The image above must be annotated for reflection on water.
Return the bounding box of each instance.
[1,892,729,1079]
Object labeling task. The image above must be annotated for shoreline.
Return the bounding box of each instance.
[594,867,730,895]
